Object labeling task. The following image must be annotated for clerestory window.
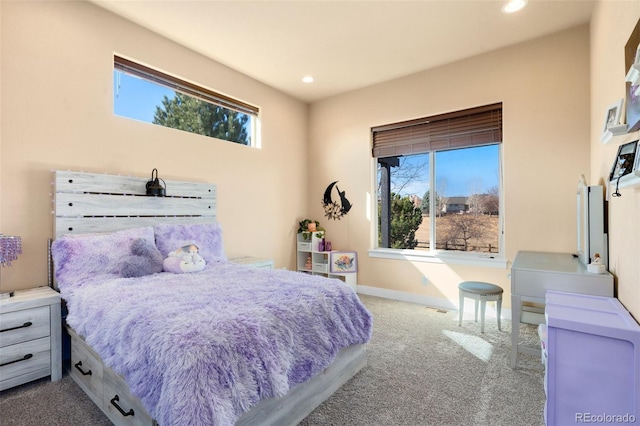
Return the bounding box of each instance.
[113,55,259,146]
[372,103,503,261]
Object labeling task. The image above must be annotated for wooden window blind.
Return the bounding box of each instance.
[114,55,259,117]
[372,103,502,157]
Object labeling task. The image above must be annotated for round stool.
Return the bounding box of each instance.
[458,281,503,333]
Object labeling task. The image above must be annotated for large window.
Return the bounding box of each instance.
[113,55,259,146]
[373,104,502,259]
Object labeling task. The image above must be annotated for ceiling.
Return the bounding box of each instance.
[90,0,595,103]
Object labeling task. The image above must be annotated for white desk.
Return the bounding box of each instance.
[510,251,613,368]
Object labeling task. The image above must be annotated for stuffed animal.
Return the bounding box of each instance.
[121,238,164,278]
[163,244,206,273]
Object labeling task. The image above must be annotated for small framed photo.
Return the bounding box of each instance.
[601,99,625,143]
[603,99,624,133]
[329,251,357,273]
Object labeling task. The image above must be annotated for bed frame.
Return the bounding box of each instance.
[52,170,367,426]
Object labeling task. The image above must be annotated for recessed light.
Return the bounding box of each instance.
[302,76,314,84]
[502,0,527,14]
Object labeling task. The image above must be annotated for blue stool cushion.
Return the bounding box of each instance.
[458,281,503,295]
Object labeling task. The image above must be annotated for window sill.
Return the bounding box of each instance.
[368,248,508,269]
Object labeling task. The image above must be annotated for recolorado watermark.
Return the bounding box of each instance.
[575,413,636,423]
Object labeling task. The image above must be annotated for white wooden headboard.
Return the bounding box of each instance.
[53,170,217,238]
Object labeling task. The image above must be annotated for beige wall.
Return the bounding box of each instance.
[0,1,308,291]
[308,25,592,309]
[590,1,640,318]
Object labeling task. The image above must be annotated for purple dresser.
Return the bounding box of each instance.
[541,290,640,425]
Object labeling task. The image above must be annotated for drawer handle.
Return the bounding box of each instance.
[74,360,92,376]
[0,321,32,333]
[110,395,135,417]
[0,353,33,367]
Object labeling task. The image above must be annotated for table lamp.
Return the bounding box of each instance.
[0,234,22,266]
[0,234,22,299]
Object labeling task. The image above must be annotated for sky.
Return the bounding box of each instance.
[437,145,500,197]
[394,145,500,198]
[114,72,174,123]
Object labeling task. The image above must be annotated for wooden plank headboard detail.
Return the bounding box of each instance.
[53,170,217,238]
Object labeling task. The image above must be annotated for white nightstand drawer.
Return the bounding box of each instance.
[0,336,50,382]
[0,306,50,348]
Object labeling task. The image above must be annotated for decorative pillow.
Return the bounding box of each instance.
[162,244,207,273]
[51,226,157,289]
[154,222,226,264]
[121,238,164,278]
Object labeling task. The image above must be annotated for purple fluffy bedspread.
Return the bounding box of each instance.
[60,263,372,426]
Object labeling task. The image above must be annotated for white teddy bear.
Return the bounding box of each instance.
[163,244,206,273]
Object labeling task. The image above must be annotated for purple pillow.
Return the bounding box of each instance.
[153,222,226,264]
[52,226,157,289]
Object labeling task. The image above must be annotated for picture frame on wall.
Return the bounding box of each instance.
[608,139,638,182]
[600,99,626,143]
[329,251,357,273]
[603,99,623,131]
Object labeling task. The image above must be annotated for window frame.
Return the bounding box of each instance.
[113,55,260,146]
[370,104,506,268]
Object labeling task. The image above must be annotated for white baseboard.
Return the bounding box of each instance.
[356,285,513,321]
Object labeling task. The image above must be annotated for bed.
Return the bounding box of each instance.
[50,170,372,426]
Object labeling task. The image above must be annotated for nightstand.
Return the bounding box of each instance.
[0,287,62,391]
[229,256,274,269]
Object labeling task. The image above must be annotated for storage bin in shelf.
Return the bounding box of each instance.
[297,231,324,252]
[313,262,328,273]
[297,242,312,251]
